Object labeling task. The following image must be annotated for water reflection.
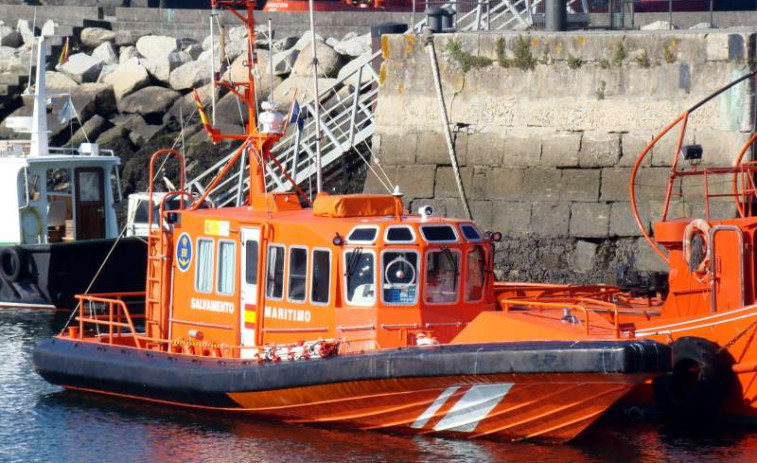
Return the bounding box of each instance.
[1,310,756,463]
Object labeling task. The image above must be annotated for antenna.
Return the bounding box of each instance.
[307,0,323,193]
[30,35,49,157]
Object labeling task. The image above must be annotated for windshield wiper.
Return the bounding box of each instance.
[345,247,364,277]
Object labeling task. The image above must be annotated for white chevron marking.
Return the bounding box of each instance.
[432,383,514,433]
[411,386,460,429]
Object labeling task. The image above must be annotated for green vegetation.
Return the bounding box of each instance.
[599,58,610,69]
[634,50,651,68]
[663,45,676,64]
[511,35,536,71]
[446,39,493,73]
[612,42,626,67]
[495,37,509,68]
[567,55,584,70]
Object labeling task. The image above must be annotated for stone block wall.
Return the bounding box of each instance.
[368,29,757,285]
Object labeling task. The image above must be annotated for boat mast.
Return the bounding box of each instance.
[194,0,307,209]
[30,35,49,157]
[307,0,323,193]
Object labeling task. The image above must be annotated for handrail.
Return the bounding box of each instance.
[74,293,143,349]
[630,70,757,264]
[499,296,622,338]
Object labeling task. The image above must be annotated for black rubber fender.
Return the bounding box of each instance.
[652,336,734,420]
[0,246,28,283]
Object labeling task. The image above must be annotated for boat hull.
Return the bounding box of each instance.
[0,238,146,310]
[34,338,671,442]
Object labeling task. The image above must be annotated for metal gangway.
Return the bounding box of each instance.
[185,51,383,207]
[413,0,591,32]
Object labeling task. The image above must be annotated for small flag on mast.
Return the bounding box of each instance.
[193,88,212,132]
[289,100,303,131]
[58,37,70,66]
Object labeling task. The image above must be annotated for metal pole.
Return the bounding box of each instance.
[209,12,218,125]
[268,17,274,103]
[236,147,247,206]
[308,0,323,193]
[546,0,567,32]
[292,129,301,188]
[424,32,471,220]
[668,0,672,30]
[411,0,416,32]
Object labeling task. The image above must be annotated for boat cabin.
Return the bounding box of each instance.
[156,193,495,357]
[0,142,120,245]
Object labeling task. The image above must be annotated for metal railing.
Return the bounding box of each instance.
[412,0,547,32]
[185,51,382,207]
[621,0,715,30]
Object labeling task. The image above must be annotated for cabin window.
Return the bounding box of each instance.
[265,244,285,300]
[46,168,71,194]
[195,238,215,293]
[288,247,308,303]
[78,170,101,202]
[465,245,486,302]
[381,250,419,305]
[216,240,236,296]
[347,226,378,244]
[311,249,331,305]
[460,224,482,242]
[245,240,259,284]
[385,225,415,244]
[420,225,458,243]
[344,249,375,306]
[424,248,460,304]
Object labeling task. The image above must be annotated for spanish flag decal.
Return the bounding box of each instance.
[58,37,70,66]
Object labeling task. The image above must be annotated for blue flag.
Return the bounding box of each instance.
[289,100,303,131]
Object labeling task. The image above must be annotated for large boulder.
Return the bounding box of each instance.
[103,57,150,102]
[273,76,339,105]
[71,83,117,120]
[164,82,214,127]
[69,114,111,147]
[80,27,117,49]
[0,46,29,73]
[333,33,371,58]
[136,35,179,60]
[96,125,136,161]
[59,53,104,84]
[16,20,36,45]
[272,48,299,76]
[119,46,138,64]
[118,86,181,120]
[0,25,22,48]
[214,91,250,127]
[115,30,138,47]
[143,50,191,83]
[92,41,118,65]
[291,39,344,78]
[168,60,210,91]
[274,36,298,53]
[184,43,202,60]
[223,53,282,101]
[45,71,79,92]
[336,52,373,88]
[293,33,322,51]
[40,20,57,37]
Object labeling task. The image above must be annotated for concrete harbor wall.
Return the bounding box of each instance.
[369,29,757,285]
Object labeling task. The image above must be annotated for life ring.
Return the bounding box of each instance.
[0,246,28,283]
[20,206,43,245]
[683,219,711,276]
[652,336,734,421]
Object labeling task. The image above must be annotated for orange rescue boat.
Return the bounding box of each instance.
[31,0,670,444]
[496,70,757,423]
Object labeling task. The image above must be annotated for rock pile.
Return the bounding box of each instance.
[0,20,373,205]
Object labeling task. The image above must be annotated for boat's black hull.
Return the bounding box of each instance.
[0,238,146,310]
[33,337,672,408]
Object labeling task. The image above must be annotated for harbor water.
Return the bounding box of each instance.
[1,310,756,463]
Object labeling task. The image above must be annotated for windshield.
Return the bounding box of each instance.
[345,249,375,306]
[465,245,486,302]
[382,251,418,305]
[424,248,460,304]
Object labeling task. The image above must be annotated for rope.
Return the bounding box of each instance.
[719,318,757,353]
[423,30,471,220]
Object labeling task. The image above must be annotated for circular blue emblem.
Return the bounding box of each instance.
[176,232,192,272]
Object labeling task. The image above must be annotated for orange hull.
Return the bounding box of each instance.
[63,374,641,443]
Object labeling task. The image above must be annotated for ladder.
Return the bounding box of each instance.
[144,228,171,342]
[186,50,384,206]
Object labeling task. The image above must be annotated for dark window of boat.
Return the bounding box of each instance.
[385,226,414,243]
[420,225,457,243]
[311,249,330,304]
[465,245,486,302]
[288,247,308,303]
[347,227,377,243]
[460,224,482,241]
[424,248,460,304]
[345,249,375,306]
[195,238,215,293]
[382,250,418,305]
[217,240,236,295]
[245,240,258,284]
[265,244,285,299]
